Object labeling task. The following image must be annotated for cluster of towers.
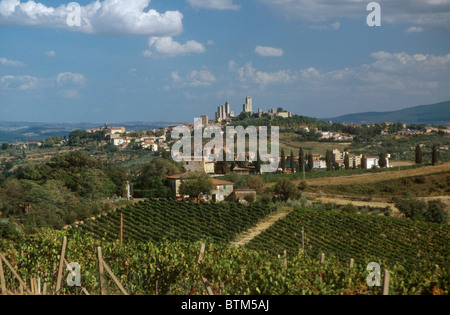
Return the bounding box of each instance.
[215,96,253,121]
[216,101,232,120]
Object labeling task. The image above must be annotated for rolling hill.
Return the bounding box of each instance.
[322,100,450,125]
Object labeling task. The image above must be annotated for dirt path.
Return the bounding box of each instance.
[305,163,450,186]
[230,208,292,247]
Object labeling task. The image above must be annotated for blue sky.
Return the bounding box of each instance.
[0,0,449,123]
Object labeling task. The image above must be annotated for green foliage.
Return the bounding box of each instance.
[247,175,264,194]
[75,198,274,243]
[394,195,449,224]
[179,172,214,199]
[68,130,106,146]
[424,200,449,224]
[274,178,299,202]
[344,153,350,170]
[247,207,450,270]
[244,193,255,203]
[297,180,308,192]
[415,144,423,164]
[378,152,387,168]
[280,149,286,171]
[0,231,448,295]
[432,144,438,166]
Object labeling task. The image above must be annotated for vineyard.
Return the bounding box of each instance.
[0,230,448,295]
[246,208,450,268]
[0,200,449,295]
[73,199,275,243]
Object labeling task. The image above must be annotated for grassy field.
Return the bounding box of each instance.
[304,162,450,187]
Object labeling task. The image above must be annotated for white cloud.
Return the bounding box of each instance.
[310,21,340,30]
[257,0,450,31]
[56,72,86,87]
[405,26,424,34]
[255,46,284,57]
[45,50,56,57]
[143,36,205,57]
[298,51,450,96]
[0,74,38,90]
[0,57,25,66]
[187,0,241,10]
[231,61,297,86]
[0,0,184,36]
[0,72,86,90]
[171,69,216,87]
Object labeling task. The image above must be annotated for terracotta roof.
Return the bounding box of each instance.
[166,173,189,179]
[212,179,234,185]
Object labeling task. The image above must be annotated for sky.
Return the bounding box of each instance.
[0,0,449,124]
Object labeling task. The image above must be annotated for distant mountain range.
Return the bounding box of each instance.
[321,100,450,125]
[0,121,176,143]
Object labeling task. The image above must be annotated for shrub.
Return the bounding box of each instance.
[244,193,255,204]
[259,194,272,205]
[341,203,358,214]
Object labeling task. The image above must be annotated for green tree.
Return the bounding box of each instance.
[432,144,438,166]
[297,148,304,173]
[378,152,387,168]
[1,143,9,150]
[248,175,264,194]
[274,178,299,202]
[415,144,423,164]
[244,193,255,203]
[297,180,308,192]
[179,172,214,200]
[215,150,229,175]
[325,150,332,171]
[280,149,286,172]
[424,200,448,224]
[253,150,262,174]
[361,155,367,170]
[344,153,350,170]
[394,195,427,221]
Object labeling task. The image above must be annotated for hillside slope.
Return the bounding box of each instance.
[323,100,450,125]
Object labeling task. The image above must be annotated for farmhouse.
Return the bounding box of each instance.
[166,173,234,201]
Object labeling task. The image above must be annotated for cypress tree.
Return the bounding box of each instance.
[297,148,304,173]
[415,144,423,164]
[280,149,286,172]
[432,144,438,166]
[254,150,262,174]
[378,152,387,168]
[325,150,332,171]
[361,155,367,170]
[344,153,350,170]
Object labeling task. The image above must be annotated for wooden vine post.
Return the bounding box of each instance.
[120,212,123,245]
[97,246,129,295]
[0,252,31,295]
[382,269,390,295]
[0,255,6,295]
[197,243,214,296]
[97,247,107,295]
[55,236,67,295]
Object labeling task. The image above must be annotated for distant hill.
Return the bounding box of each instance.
[321,101,450,125]
[0,121,176,143]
